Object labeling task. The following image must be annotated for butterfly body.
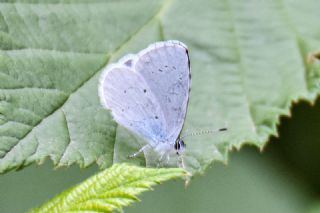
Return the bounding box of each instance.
[99,40,191,162]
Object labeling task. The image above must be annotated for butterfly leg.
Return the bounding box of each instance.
[165,154,171,165]
[128,144,151,158]
[177,153,186,169]
[156,152,167,167]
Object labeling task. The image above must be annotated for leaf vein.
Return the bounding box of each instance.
[57,110,72,165]
[225,0,258,136]
[278,0,308,92]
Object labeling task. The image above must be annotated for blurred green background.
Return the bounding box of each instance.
[1,98,320,213]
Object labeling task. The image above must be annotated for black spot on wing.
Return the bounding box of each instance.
[124,59,133,67]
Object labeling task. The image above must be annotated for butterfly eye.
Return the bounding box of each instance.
[174,139,186,150]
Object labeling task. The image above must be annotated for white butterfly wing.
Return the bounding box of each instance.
[134,41,191,143]
[99,64,168,145]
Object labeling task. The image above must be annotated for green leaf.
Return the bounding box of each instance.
[1,0,320,175]
[28,163,185,213]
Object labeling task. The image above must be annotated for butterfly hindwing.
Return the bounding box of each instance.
[99,65,167,145]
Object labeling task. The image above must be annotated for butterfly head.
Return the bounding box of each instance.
[174,138,186,155]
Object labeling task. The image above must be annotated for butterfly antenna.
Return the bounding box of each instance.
[181,128,227,139]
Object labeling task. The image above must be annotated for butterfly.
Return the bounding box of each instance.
[99,40,191,167]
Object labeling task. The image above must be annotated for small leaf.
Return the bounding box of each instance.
[28,163,186,213]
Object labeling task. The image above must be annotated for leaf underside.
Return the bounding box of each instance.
[0,0,320,175]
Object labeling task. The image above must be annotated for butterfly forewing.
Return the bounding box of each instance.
[134,41,190,142]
